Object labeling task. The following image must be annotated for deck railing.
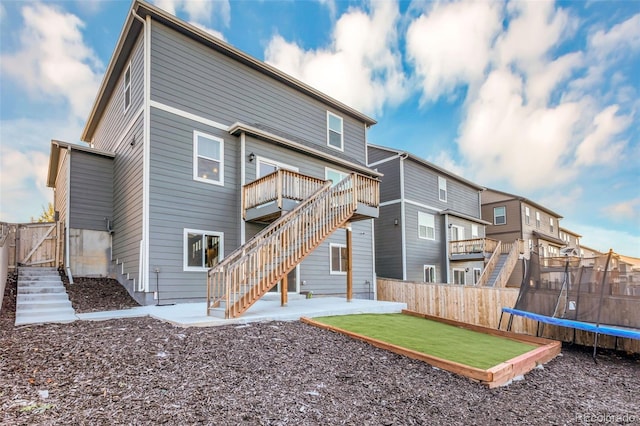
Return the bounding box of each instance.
[242,169,326,216]
[449,238,499,256]
[475,241,502,287]
[209,173,379,318]
[492,239,524,288]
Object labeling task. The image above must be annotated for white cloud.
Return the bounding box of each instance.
[426,151,465,178]
[589,13,640,58]
[317,0,338,20]
[575,105,630,166]
[0,3,103,120]
[565,223,640,258]
[264,0,408,116]
[153,0,230,27]
[606,198,640,224]
[0,3,5,21]
[406,0,502,103]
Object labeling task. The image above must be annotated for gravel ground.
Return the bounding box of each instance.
[1,271,639,425]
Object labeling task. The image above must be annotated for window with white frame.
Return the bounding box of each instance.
[473,268,482,285]
[194,131,224,185]
[453,268,466,285]
[450,225,464,241]
[327,112,343,151]
[536,211,541,228]
[184,229,223,271]
[424,265,436,283]
[325,167,349,187]
[123,62,131,112]
[525,207,530,225]
[494,206,506,225]
[330,243,347,274]
[549,217,554,233]
[418,212,435,240]
[471,224,479,238]
[438,177,447,202]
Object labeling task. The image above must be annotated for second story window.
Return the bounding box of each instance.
[418,212,435,240]
[525,207,530,225]
[438,177,447,202]
[472,224,479,238]
[536,211,541,228]
[494,206,506,225]
[550,218,554,233]
[327,112,343,151]
[194,131,224,186]
[123,62,131,112]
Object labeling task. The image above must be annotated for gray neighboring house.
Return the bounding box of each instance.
[367,144,495,286]
[481,188,564,287]
[47,0,380,307]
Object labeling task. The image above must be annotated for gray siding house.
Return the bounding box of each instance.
[481,188,565,286]
[47,0,380,309]
[367,144,492,285]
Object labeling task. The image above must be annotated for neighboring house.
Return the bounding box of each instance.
[559,227,581,255]
[367,144,493,286]
[47,0,380,314]
[481,188,564,287]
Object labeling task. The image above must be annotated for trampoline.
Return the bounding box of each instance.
[500,250,640,359]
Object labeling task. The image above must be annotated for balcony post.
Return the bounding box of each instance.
[346,226,353,302]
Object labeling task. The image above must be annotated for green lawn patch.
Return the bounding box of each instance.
[313,313,537,370]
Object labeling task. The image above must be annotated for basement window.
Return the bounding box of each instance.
[184,229,223,271]
[424,265,436,283]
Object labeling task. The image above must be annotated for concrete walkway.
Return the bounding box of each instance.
[16,267,77,326]
[14,267,406,327]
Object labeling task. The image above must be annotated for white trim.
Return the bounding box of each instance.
[149,100,228,131]
[123,60,132,113]
[452,268,466,285]
[329,243,347,275]
[326,111,344,152]
[367,155,402,167]
[405,199,442,213]
[193,131,225,186]
[370,219,376,300]
[423,265,436,283]
[473,268,482,285]
[438,176,447,202]
[325,166,348,186]
[240,133,246,245]
[450,224,465,241]
[400,157,406,281]
[379,199,401,207]
[257,156,298,176]
[494,206,506,225]
[183,228,224,272]
[65,147,71,273]
[418,211,436,240]
[471,224,479,239]
[142,16,151,292]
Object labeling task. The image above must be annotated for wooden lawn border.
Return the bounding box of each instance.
[301,311,561,388]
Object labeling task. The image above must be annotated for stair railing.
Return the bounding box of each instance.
[475,240,502,287]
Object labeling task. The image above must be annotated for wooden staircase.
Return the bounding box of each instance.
[207,173,379,318]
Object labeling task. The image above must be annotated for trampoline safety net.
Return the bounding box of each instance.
[514,251,640,329]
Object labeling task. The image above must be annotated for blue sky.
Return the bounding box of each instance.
[0,0,638,257]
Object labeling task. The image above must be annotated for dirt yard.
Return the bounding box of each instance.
[1,272,638,425]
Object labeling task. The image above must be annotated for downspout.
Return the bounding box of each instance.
[65,147,73,283]
[240,132,246,245]
[399,153,408,280]
[444,214,450,284]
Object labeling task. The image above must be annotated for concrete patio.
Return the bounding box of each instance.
[76,293,407,327]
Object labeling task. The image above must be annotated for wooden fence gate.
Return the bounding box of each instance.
[15,222,59,268]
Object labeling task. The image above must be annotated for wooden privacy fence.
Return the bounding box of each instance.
[377,278,640,353]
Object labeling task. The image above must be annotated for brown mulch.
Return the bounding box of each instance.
[1,272,639,425]
[59,272,140,313]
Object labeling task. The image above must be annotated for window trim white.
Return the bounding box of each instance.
[326,111,344,152]
[494,206,506,225]
[183,228,224,272]
[123,61,132,112]
[471,224,479,238]
[256,156,298,177]
[438,176,447,202]
[329,243,347,275]
[549,217,554,233]
[536,211,541,228]
[325,166,349,186]
[473,268,482,285]
[193,130,224,186]
[423,265,436,283]
[418,211,436,240]
[525,206,530,225]
[453,268,466,285]
[450,224,465,241]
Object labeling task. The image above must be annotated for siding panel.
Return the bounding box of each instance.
[69,152,113,231]
[374,203,403,279]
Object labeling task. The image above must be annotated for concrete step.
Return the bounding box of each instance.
[18,299,74,311]
[18,286,67,295]
[17,293,70,303]
[15,311,77,326]
[18,276,62,282]
[18,280,64,288]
